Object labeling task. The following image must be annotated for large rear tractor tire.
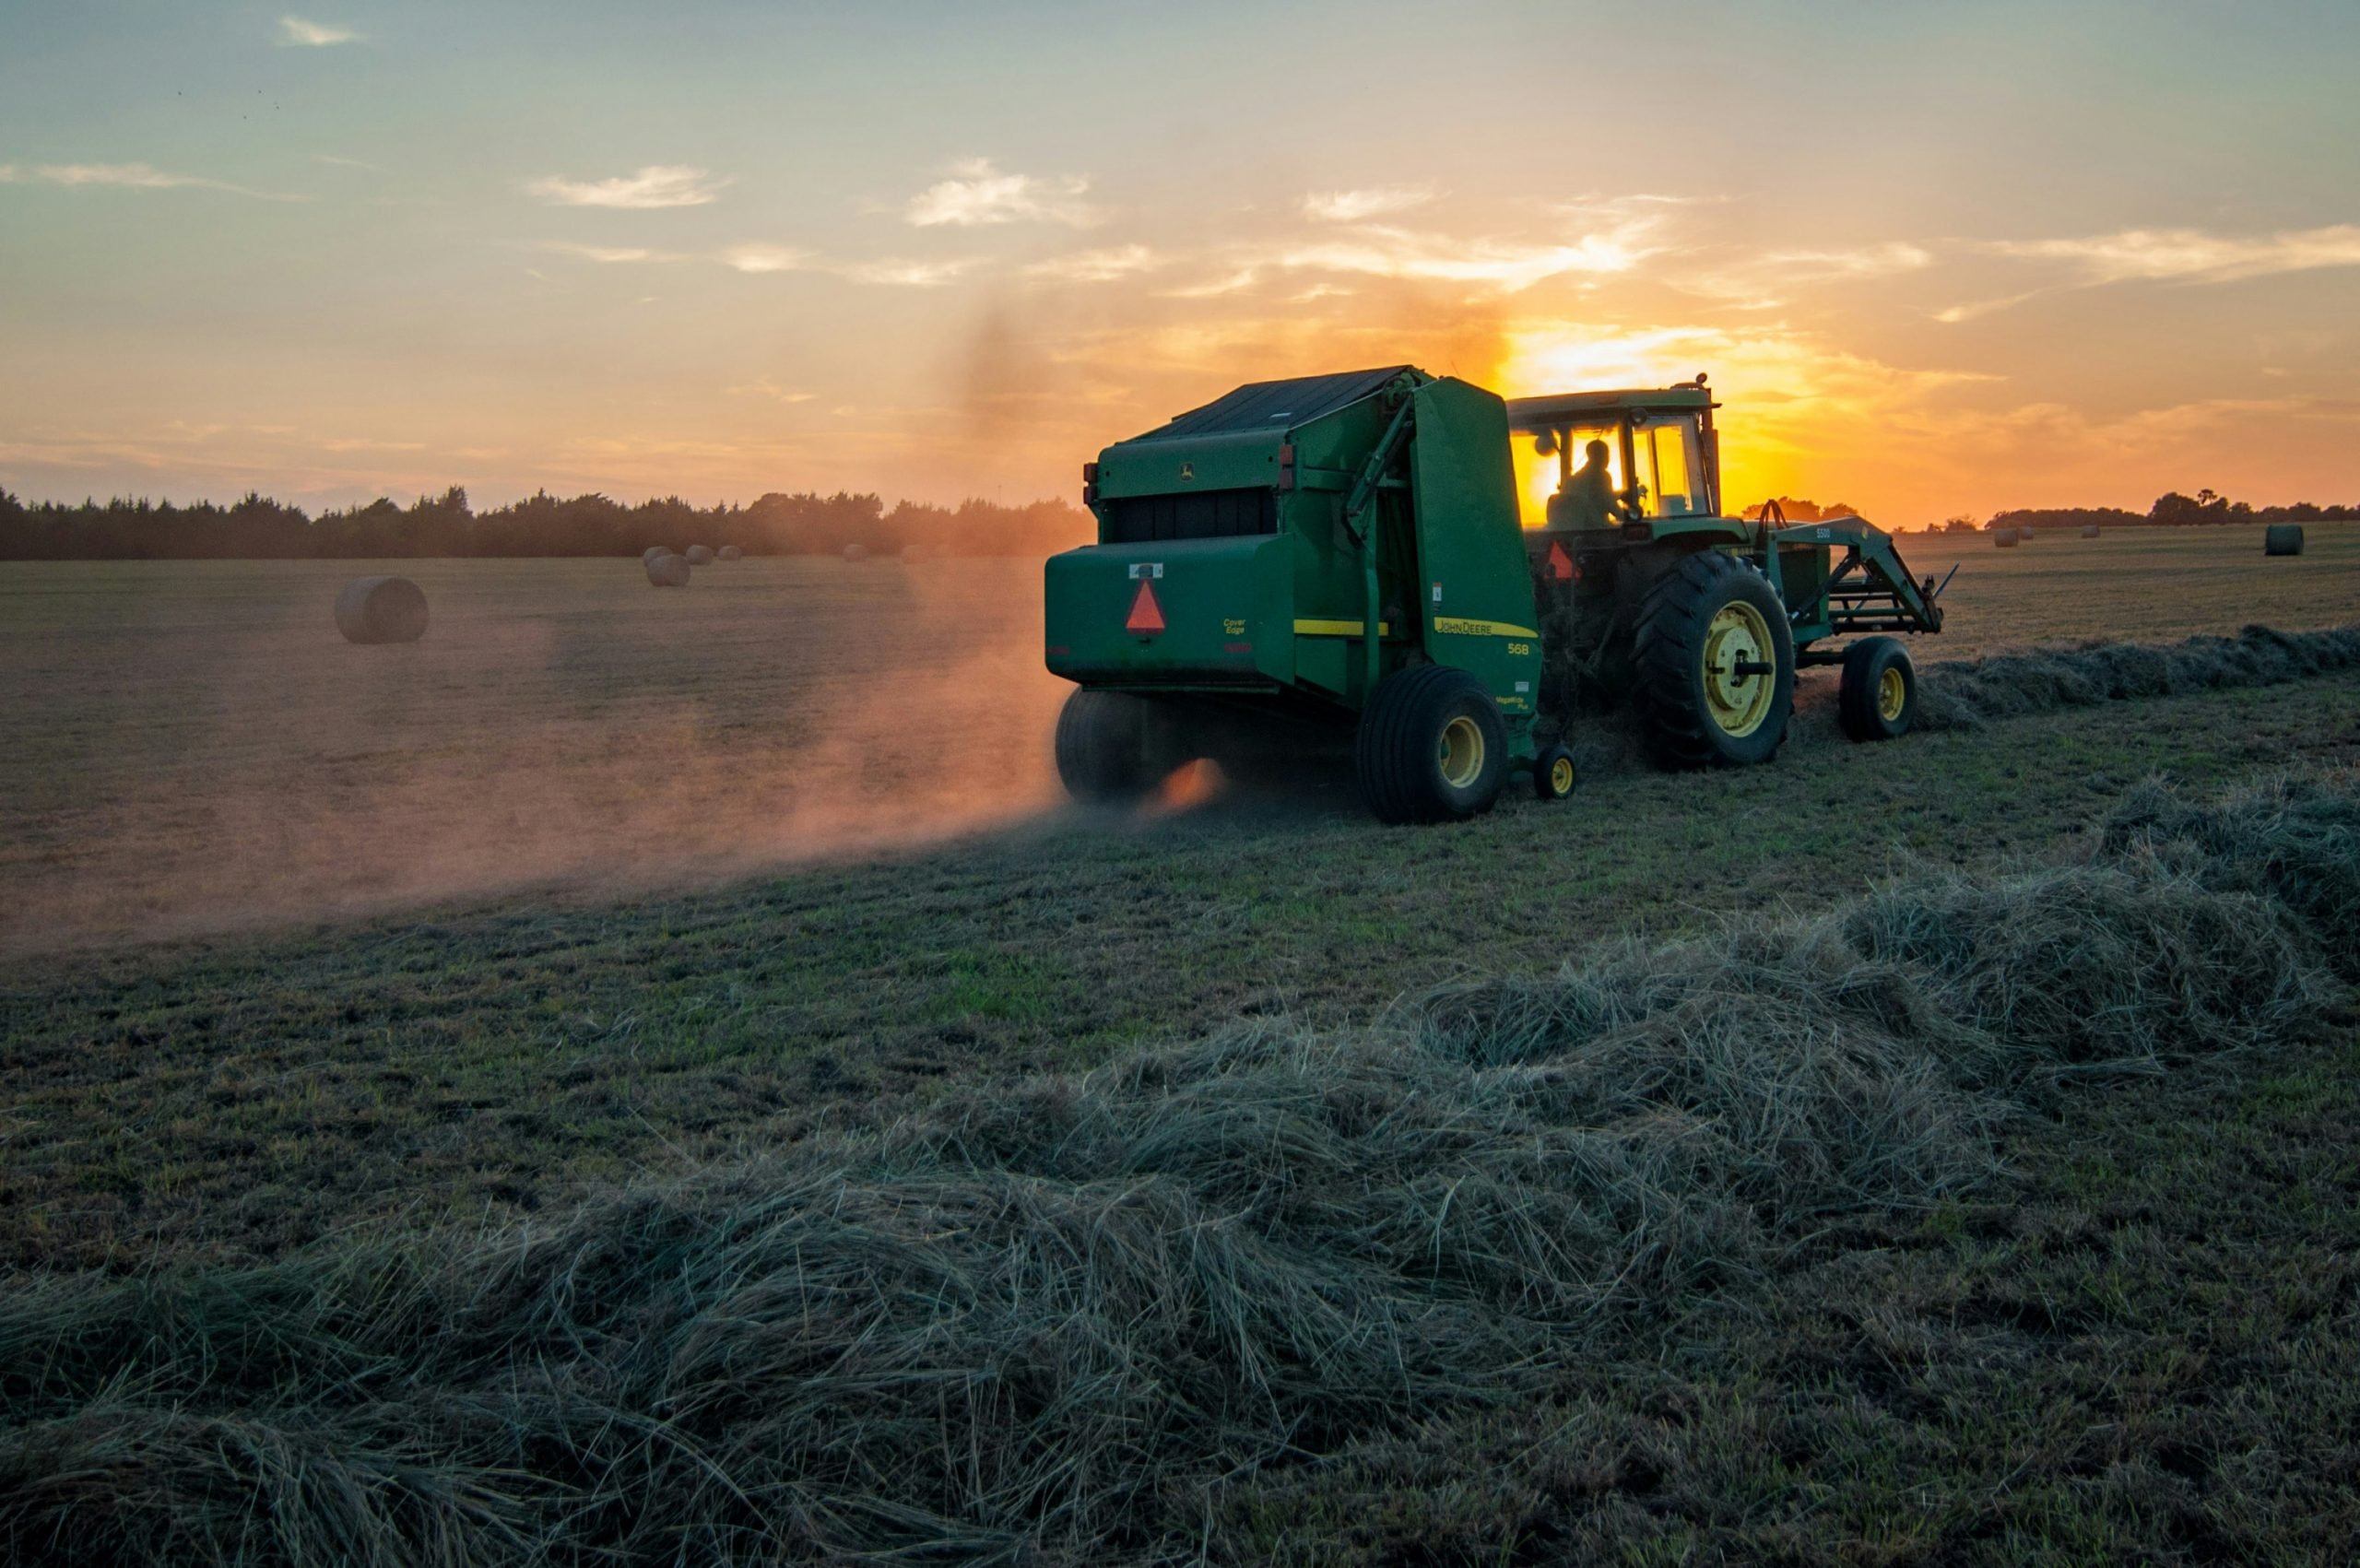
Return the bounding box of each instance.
[1055,689,1162,804]
[1355,666,1509,824]
[1838,636,1918,742]
[1631,550,1795,769]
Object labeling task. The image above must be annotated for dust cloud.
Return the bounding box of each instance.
[0,558,1075,958]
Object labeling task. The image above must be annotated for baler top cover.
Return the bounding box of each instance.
[1129,365,1414,444]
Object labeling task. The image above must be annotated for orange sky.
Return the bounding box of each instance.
[4,2,2356,525]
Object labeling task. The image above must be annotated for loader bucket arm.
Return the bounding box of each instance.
[1769,518,1945,641]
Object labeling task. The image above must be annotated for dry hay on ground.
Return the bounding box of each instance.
[332,575,429,644]
[1912,621,2360,731]
[2,772,2350,1565]
[643,553,691,588]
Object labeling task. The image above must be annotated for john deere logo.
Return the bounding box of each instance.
[1179,462,1195,481]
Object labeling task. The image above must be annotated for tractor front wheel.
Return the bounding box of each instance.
[1838,636,1918,741]
[1055,689,1162,804]
[1355,666,1508,824]
[1631,550,1796,769]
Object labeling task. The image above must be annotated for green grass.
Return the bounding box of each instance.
[3,543,2359,1561]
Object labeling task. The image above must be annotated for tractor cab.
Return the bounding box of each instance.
[1504,381,1722,533]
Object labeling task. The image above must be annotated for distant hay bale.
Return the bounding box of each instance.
[643,546,673,563]
[332,575,429,644]
[684,545,715,565]
[716,545,743,560]
[2265,524,2305,557]
[843,543,870,562]
[644,552,691,587]
[2081,525,2101,538]
[901,543,926,564]
[1993,529,2018,548]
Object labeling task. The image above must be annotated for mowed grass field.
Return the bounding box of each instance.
[2,525,2357,1562]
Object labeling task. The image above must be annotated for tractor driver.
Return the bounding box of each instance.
[1547,438,1629,531]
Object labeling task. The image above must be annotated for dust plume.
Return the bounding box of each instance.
[0,558,1072,958]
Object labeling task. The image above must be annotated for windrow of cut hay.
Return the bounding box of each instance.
[1914,622,2360,731]
[1,775,2352,1565]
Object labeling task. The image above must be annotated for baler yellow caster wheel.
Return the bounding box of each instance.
[1533,745,1577,801]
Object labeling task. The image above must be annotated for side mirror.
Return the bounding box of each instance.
[1533,431,1558,456]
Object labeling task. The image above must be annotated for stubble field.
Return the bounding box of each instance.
[2,524,2357,1564]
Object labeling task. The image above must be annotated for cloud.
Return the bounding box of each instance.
[528,165,728,209]
[1267,222,1660,292]
[726,377,817,404]
[277,17,361,46]
[718,244,970,286]
[1302,184,1439,223]
[719,243,813,275]
[903,158,1097,228]
[312,154,380,170]
[835,257,978,287]
[1757,242,1933,279]
[1023,244,1160,283]
[1985,224,2360,285]
[540,242,684,265]
[3,162,299,200]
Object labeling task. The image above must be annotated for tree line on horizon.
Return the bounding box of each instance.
[0,486,1094,561]
[1,482,2350,560]
[1748,489,2356,534]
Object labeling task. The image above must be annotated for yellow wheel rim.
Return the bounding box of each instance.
[1439,715,1486,788]
[1549,755,1575,795]
[1702,600,1777,738]
[1877,665,1907,723]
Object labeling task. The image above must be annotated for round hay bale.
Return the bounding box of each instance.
[2265,524,2305,557]
[334,575,429,644]
[643,546,673,563]
[684,544,715,565]
[644,552,691,587]
[900,542,926,564]
[2080,525,2101,538]
[1993,528,2018,548]
[716,545,743,561]
[843,542,870,562]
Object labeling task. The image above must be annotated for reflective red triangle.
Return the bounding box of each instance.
[1126,580,1165,632]
[1546,539,1574,581]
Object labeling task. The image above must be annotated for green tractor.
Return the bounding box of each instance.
[1044,366,1944,823]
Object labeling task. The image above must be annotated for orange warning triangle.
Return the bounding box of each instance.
[1125,579,1166,633]
[1546,539,1575,582]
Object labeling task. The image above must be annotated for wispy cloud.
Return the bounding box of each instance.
[277,17,362,46]
[1023,244,1160,283]
[1268,223,1659,291]
[540,241,685,265]
[719,243,813,275]
[717,243,974,287]
[726,377,818,404]
[835,257,978,287]
[1758,242,1933,279]
[528,165,729,209]
[312,153,380,170]
[1984,224,2360,285]
[903,158,1097,228]
[0,162,300,200]
[1302,183,1439,223]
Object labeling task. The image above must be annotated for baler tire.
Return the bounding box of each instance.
[1533,744,1577,801]
[1630,549,1795,770]
[1355,665,1508,825]
[1055,689,1160,804]
[1838,636,1917,742]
